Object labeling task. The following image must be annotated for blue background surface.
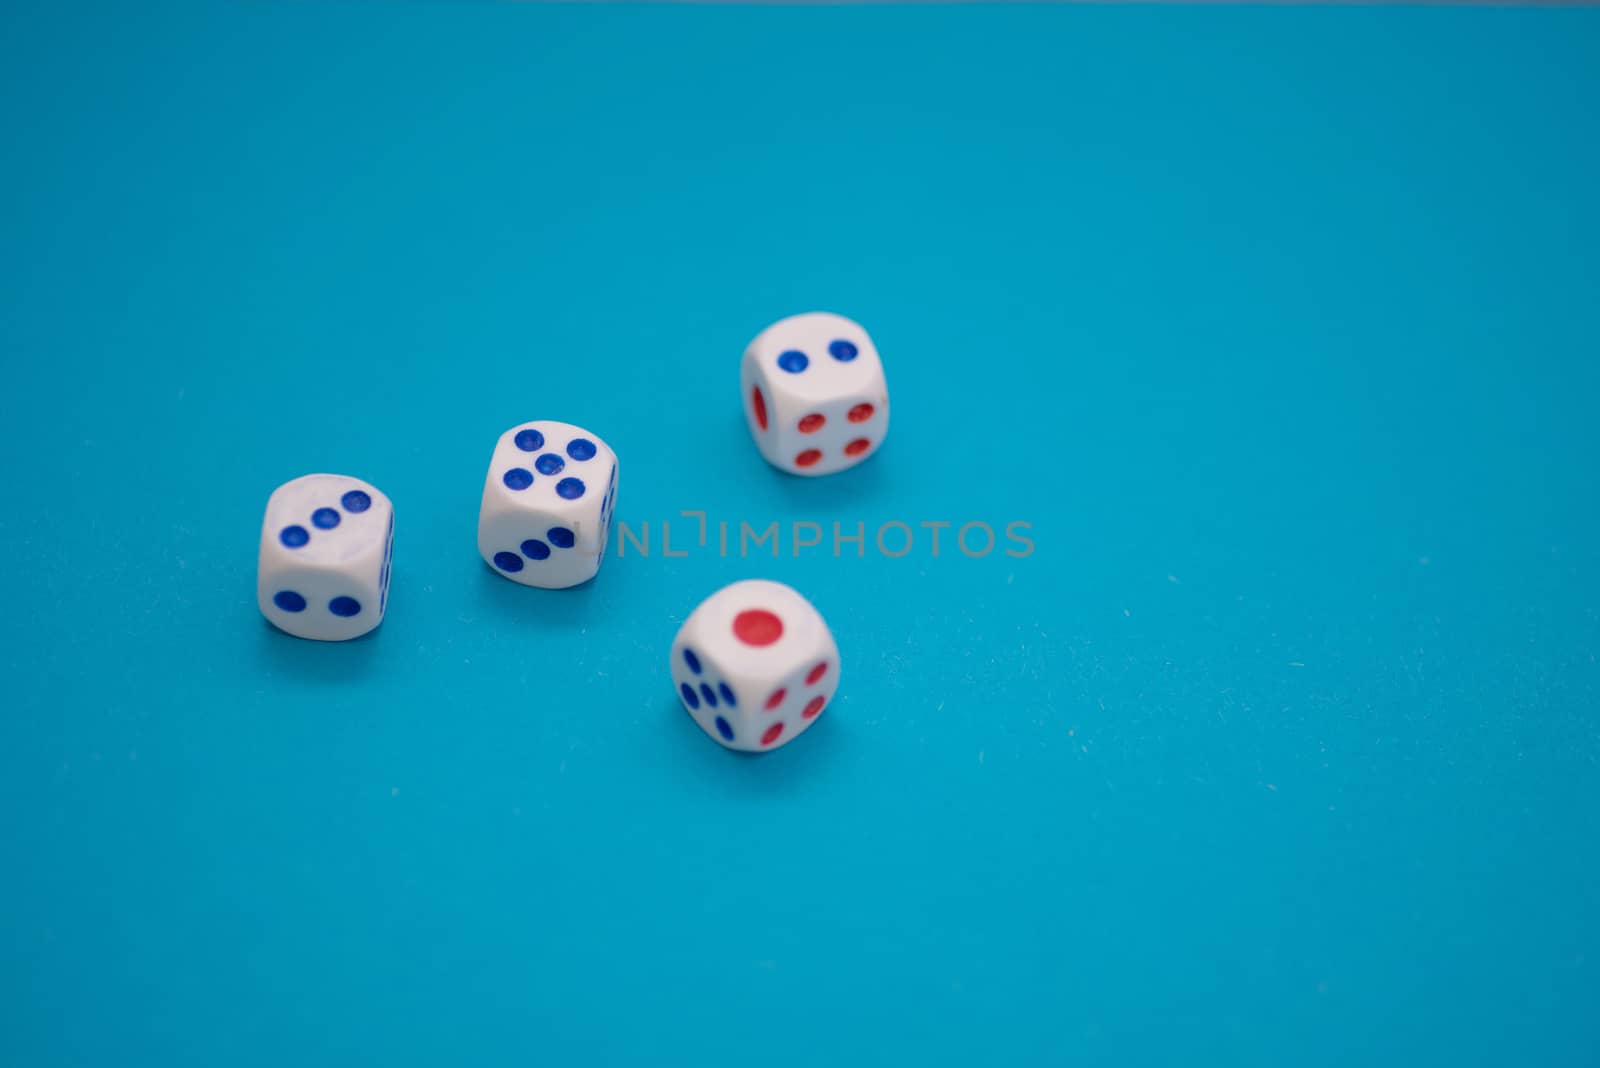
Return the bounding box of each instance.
[2,3,1597,1065]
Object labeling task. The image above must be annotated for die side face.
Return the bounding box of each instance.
[377,509,395,615]
[671,580,840,752]
[258,474,393,641]
[478,420,618,589]
[742,312,890,477]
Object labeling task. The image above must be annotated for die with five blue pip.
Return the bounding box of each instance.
[477,419,620,589]
[256,312,890,752]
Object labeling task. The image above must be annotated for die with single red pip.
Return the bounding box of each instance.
[671,580,840,752]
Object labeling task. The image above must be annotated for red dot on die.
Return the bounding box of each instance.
[844,438,871,457]
[798,413,825,434]
[795,449,822,468]
[733,608,784,646]
[805,661,828,685]
[761,722,785,746]
[765,687,787,710]
[848,403,875,423]
[802,696,825,719]
[751,387,769,431]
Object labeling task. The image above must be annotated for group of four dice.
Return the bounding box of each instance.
[256,313,889,752]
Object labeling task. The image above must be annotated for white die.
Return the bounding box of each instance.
[670,579,840,752]
[478,420,619,589]
[740,311,890,477]
[257,474,394,642]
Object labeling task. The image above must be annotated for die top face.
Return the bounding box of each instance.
[486,420,615,513]
[680,579,832,685]
[260,474,391,566]
[745,312,884,403]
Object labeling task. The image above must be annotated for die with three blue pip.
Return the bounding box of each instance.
[257,474,395,642]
